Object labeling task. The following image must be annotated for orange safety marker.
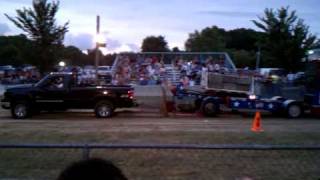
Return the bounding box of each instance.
[251,111,264,132]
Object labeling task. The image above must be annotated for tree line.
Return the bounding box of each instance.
[0,0,319,73]
[0,35,115,68]
[142,7,319,72]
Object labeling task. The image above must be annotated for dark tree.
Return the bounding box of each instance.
[312,40,320,49]
[185,26,227,52]
[5,0,69,73]
[253,7,317,72]
[172,46,180,52]
[61,46,84,65]
[141,35,169,52]
[228,50,256,69]
[226,28,264,51]
[0,34,36,66]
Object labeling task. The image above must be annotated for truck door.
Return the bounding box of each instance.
[62,74,95,109]
[35,75,68,110]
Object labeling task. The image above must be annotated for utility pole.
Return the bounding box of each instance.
[95,15,100,83]
[256,46,261,70]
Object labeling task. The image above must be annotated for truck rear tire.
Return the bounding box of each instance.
[95,100,114,118]
[202,100,219,117]
[287,104,303,118]
[11,102,30,119]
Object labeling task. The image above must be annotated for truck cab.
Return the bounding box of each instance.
[1,72,136,119]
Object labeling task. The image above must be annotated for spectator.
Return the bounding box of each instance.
[213,62,221,73]
[201,63,208,73]
[181,75,190,88]
[207,62,214,72]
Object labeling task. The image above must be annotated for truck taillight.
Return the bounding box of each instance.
[128,90,134,99]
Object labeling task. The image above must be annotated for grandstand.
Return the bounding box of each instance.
[111,52,237,86]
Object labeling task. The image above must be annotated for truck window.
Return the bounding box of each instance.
[45,76,65,90]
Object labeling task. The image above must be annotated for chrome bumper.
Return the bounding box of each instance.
[1,100,10,109]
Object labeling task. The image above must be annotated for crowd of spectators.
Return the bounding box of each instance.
[112,55,166,85]
[0,65,41,85]
[110,54,306,94]
[1,55,305,88]
[112,54,233,86]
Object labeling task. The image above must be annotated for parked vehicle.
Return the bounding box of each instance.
[259,68,287,78]
[1,72,137,119]
[308,49,320,61]
[97,66,111,76]
[97,66,112,84]
[0,66,15,79]
[83,65,96,74]
[0,65,14,72]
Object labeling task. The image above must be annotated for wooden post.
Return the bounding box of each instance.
[82,144,90,160]
[160,85,169,117]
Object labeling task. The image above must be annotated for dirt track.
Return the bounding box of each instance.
[0,108,320,134]
[0,107,320,180]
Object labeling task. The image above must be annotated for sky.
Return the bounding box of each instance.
[0,0,319,53]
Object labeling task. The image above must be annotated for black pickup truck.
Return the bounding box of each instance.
[1,72,136,119]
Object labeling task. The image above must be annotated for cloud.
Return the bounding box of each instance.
[115,43,139,52]
[100,43,140,55]
[126,43,140,52]
[64,33,93,50]
[106,38,122,51]
[0,23,10,35]
[64,32,138,53]
[1,0,29,3]
[197,10,259,18]
[64,33,121,50]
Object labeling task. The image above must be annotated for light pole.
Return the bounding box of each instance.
[94,16,107,84]
[95,15,100,84]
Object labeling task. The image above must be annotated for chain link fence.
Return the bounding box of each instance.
[0,144,319,180]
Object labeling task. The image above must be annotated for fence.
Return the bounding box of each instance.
[0,143,319,179]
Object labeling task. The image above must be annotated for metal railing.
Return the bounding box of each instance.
[1,143,320,160]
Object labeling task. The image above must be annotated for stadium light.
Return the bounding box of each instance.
[249,94,257,100]
[94,33,106,48]
[308,50,314,55]
[58,61,66,67]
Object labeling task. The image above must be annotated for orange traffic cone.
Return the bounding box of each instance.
[251,111,263,132]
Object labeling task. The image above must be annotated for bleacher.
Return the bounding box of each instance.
[111,52,237,86]
[163,64,181,85]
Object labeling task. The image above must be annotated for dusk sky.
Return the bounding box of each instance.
[0,0,319,53]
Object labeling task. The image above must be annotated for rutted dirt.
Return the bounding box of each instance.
[0,108,319,133]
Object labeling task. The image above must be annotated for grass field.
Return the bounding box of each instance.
[0,110,320,179]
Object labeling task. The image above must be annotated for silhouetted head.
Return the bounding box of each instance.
[57,158,127,180]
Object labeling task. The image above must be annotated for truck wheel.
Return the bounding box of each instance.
[95,100,114,118]
[11,102,30,119]
[202,100,219,117]
[287,104,303,118]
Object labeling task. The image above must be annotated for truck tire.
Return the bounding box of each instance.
[95,100,114,118]
[202,100,219,117]
[11,102,30,119]
[287,103,303,118]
